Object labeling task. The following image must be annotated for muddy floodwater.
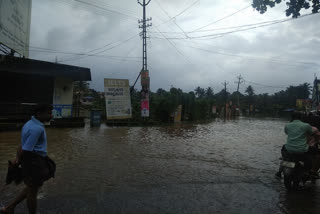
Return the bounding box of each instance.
[0,117,319,214]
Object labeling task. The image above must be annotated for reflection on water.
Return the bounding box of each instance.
[0,117,319,213]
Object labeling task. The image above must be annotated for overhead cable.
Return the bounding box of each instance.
[53,0,139,19]
[181,45,319,68]
[190,5,251,32]
[149,12,319,40]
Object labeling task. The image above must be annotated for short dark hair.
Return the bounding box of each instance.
[291,111,302,121]
[33,104,52,115]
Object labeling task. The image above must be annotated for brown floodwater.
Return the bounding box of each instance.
[0,117,319,214]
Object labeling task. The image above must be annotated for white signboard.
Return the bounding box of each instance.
[0,0,32,57]
[104,79,132,120]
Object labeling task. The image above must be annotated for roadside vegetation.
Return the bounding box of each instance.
[74,81,311,122]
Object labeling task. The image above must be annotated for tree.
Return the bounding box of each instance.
[252,0,320,18]
[73,81,90,117]
[245,85,255,97]
[73,81,89,95]
[245,85,255,114]
[205,87,214,98]
[194,86,206,98]
[156,88,167,96]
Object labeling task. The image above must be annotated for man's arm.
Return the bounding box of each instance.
[13,145,23,165]
[306,124,313,135]
[13,128,41,165]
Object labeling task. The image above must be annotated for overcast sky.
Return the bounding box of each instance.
[28,0,320,95]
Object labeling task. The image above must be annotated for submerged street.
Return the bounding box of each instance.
[0,117,319,214]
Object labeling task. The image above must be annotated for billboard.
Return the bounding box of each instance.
[141,70,150,117]
[296,99,311,110]
[174,105,182,122]
[52,104,72,118]
[141,99,149,117]
[104,78,132,120]
[0,0,32,57]
[212,106,216,114]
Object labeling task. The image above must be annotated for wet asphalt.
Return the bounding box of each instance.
[0,117,319,214]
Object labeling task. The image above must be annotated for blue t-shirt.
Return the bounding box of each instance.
[21,116,47,157]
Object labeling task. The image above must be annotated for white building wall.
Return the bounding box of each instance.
[52,77,74,118]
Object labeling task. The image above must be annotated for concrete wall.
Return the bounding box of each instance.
[52,77,74,118]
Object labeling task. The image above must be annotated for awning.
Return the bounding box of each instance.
[0,54,91,81]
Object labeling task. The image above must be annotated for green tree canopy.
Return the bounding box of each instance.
[73,81,89,95]
[245,85,255,97]
[194,86,206,98]
[252,0,320,18]
[205,87,214,98]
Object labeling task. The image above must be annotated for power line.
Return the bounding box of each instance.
[52,0,200,64]
[151,0,200,29]
[75,0,139,19]
[52,0,139,20]
[181,45,319,68]
[244,80,286,89]
[173,0,200,18]
[149,12,320,40]
[18,46,141,59]
[153,26,192,65]
[82,0,141,18]
[149,19,287,35]
[59,33,140,63]
[50,0,138,26]
[48,0,142,62]
[190,5,251,32]
[154,0,190,38]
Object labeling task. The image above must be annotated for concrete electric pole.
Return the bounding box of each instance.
[138,0,152,118]
[235,75,244,107]
[222,81,229,120]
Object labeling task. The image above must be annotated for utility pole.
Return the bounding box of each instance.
[138,0,152,118]
[235,75,244,107]
[312,75,319,109]
[222,81,229,120]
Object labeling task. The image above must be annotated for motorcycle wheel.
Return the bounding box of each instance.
[284,176,299,190]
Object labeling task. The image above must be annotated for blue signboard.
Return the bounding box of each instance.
[53,104,73,118]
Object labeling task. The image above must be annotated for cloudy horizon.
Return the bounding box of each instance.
[27,0,320,95]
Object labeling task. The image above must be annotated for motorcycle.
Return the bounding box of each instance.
[280,145,320,190]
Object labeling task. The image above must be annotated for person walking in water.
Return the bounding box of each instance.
[1,104,55,214]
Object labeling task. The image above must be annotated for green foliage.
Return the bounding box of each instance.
[239,83,311,115]
[245,85,255,97]
[252,0,319,18]
[81,81,312,122]
[130,87,141,121]
[74,81,89,94]
[195,86,206,98]
[140,86,216,122]
[205,87,214,98]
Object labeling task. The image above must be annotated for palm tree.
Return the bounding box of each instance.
[245,85,255,114]
[195,86,205,98]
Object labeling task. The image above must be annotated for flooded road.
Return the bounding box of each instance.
[0,117,319,214]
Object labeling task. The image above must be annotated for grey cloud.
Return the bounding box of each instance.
[27,0,320,95]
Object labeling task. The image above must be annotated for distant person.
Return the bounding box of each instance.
[1,104,56,214]
[276,112,320,179]
[307,126,320,174]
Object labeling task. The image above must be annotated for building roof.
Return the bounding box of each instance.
[0,54,91,81]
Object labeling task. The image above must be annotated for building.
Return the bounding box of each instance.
[0,54,91,129]
[312,77,320,110]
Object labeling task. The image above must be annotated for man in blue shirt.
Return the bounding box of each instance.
[1,104,54,214]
